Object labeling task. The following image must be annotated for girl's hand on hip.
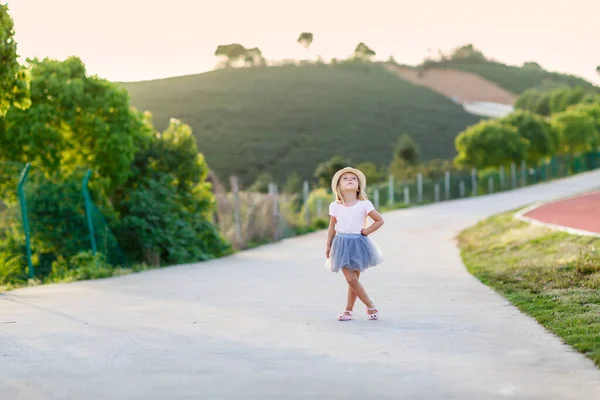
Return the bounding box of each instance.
[361,228,369,236]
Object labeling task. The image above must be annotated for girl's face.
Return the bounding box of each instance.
[339,172,359,192]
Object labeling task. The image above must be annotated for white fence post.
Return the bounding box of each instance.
[444,171,450,200]
[417,173,423,203]
[269,183,280,241]
[388,175,394,206]
[471,168,477,196]
[230,176,242,246]
[303,180,310,225]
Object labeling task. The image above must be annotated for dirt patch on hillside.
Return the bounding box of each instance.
[387,65,517,105]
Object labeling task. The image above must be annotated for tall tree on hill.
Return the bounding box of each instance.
[214,44,247,67]
[450,44,487,63]
[244,47,266,66]
[597,65,600,77]
[297,32,313,50]
[0,4,31,116]
[354,42,376,60]
[215,44,265,68]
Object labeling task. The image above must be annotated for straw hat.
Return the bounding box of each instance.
[331,167,367,194]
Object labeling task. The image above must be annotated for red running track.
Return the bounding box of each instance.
[523,191,600,234]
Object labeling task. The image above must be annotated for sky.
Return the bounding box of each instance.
[5,0,600,84]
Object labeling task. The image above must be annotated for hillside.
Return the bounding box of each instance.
[122,62,481,186]
[423,59,598,95]
[387,64,517,104]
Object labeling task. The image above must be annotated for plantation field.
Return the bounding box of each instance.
[122,63,481,186]
[438,60,598,95]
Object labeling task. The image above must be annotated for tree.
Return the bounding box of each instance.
[0,57,154,198]
[549,86,587,114]
[569,103,600,133]
[214,43,248,67]
[515,86,598,116]
[355,162,386,185]
[449,44,487,63]
[0,4,30,116]
[394,133,420,165]
[500,110,557,164]
[314,155,350,188]
[354,42,376,60]
[244,47,266,67]
[248,172,273,193]
[117,118,230,264]
[214,44,264,68]
[454,120,529,169]
[283,171,303,194]
[597,65,600,77]
[522,61,544,70]
[551,109,599,155]
[297,32,313,50]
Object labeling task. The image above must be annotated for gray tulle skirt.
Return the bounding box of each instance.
[325,233,384,273]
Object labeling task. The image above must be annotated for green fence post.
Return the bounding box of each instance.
[82,170,97,255]
[17,163,34,279]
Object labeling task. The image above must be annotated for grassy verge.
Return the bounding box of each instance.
[458,210,600,367]
[0,252,158,293]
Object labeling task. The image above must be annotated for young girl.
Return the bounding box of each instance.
[325,167,384,321]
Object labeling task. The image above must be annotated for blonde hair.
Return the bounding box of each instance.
[335,173,368,204]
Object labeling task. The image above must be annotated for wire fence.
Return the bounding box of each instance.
[2,150,599,282]
[218,151,600,249]
[0,162,126,282]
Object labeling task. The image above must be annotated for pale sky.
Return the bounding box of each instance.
[5,0,600,84]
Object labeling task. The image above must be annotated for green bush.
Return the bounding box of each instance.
[454,120,529,169]
[499,110,557,163]
[0,251,25,286]
[48,251,114,283]
[551,109,599,155]
[116,119,231,265]
[23,173,91,277]
[300,188,333,223]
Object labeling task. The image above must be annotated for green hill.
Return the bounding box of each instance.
[451,61,597,94]
[419,56,598,95]
[122,62,481,186]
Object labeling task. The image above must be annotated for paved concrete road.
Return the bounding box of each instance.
[2,171,600,400]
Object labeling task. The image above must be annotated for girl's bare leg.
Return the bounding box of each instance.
[345,271,360,312]
[342,268,377,314]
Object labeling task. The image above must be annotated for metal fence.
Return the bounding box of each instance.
[0,162,125,281]
[366,152,600,210]
[219,151,600,249]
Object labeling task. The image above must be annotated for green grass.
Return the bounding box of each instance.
[458,211,600,367]
[122,62,481,186]
[435,60,598,95]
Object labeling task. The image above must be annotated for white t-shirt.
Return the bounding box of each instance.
[329,200,375,234]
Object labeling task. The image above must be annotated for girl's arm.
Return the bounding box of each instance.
[361,210,384,236]
[326,216,336,258]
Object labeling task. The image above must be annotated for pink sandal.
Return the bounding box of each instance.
[338,310,353,321]
[367,301,379,320]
